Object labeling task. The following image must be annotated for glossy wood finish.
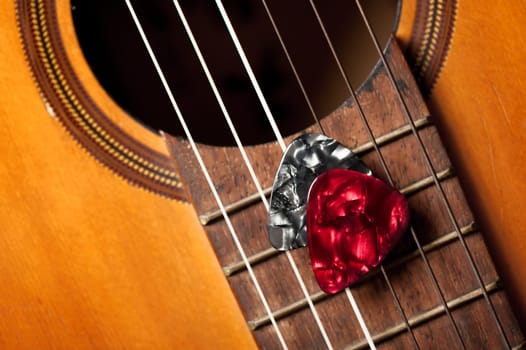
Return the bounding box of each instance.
[166,41,524,349]
[399,0,526,325]
[2,0,525,348]
[0,1,256,348]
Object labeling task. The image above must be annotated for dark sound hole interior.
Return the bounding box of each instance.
[71,0,398,146]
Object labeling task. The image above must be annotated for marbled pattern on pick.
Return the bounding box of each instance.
[307,169,410,294]
[268,133,371,250]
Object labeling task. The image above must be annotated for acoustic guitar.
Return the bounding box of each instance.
[2,0,525,348]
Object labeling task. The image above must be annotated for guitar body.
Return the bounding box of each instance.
[399,0,526,326]
[0,0,524,349]
[0,1,255,348]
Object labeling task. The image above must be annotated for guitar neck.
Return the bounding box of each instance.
[165,41,524,349]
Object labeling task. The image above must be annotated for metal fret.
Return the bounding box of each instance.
[122,0,522,348]
[352,116,431,154]
[353,1,511,347]
[223,167,456,276]
[247,222,477,330]
[125,1,289,346]
[212,2,335,346]
[401,167,453,195]
[308,1,466,346]
[199,116,432,225]
[345,280,502,350]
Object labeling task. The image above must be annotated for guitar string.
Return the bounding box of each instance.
[306,0,469,348]
[126,0,335,347]
[213,1,286,152]
[123,0,500,348]
[213,1,385,348]
[344,289,375,350]
[173,0,334,348]
[192,0,333,349]
[172,0,343,348]
[165,1,412,348]
[122,1,290,348]
[256,0,326,135]
[352,0,511,348]
[169,1,376,347]
[256,1,418,348]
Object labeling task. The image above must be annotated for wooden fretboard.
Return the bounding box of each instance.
[166,40,525,349]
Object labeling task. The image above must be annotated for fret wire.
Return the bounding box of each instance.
[123,1,289,348]
[254,5,427,342]
[352,115,431,154]
[248,290,327,330]
[200,116,433,226]
[513,343,526,350]
[171,0,269,214]
[345,280,502,350]
[224,167,455,277]
[353,1,511,348]
[248,222,477,330]
[258,3,394,347]
[178,1,335,348]
[205,152,444,230]
[258,0,325,134]
[306,1,462,348]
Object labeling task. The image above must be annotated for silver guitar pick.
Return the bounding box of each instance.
[268,133,372,250]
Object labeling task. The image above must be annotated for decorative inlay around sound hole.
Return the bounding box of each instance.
[16,0,187,200]
[17,0,524,346]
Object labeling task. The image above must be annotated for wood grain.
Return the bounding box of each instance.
[0,1,255,348]
[1,0,525,348]
[166,41,524,349]
[399,0,526,326]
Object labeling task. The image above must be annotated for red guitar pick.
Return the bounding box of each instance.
[307,169,410,294]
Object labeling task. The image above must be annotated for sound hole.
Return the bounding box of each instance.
[71,0,397,146]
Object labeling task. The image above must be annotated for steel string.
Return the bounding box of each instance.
[307,0,469,348]
[257,0,326,135]
[353,1,511,347]
[256,1,421,349]
[123,0,288,348]
[172,0,335,348]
